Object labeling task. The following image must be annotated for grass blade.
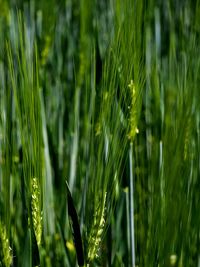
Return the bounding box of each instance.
[66,181,84,267]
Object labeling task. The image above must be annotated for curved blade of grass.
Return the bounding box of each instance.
[66,181,84,266]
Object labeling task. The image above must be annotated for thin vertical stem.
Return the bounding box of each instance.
[129,142,135,267]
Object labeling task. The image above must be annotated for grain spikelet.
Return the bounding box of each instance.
[128,80,139,141]
[87,192,107,263]
[0,220,12,267]
[31,177,42,246]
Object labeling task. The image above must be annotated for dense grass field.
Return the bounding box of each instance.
[0,0,200,266]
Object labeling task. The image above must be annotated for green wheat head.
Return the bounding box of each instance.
[0,221,12,267]
[31,177,42,246]
[87,192,107,264]
[128,80,139,142]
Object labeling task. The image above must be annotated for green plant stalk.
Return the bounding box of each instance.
[40,90,55,235]
[129,142,135,267]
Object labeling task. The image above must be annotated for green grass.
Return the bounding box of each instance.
[0,0,200,266]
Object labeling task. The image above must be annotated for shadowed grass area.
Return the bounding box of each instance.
[0,0,200,266]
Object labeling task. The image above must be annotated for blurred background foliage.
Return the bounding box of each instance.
[0,0,200,266]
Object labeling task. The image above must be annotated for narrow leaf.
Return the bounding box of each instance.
[66,181,84,266]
